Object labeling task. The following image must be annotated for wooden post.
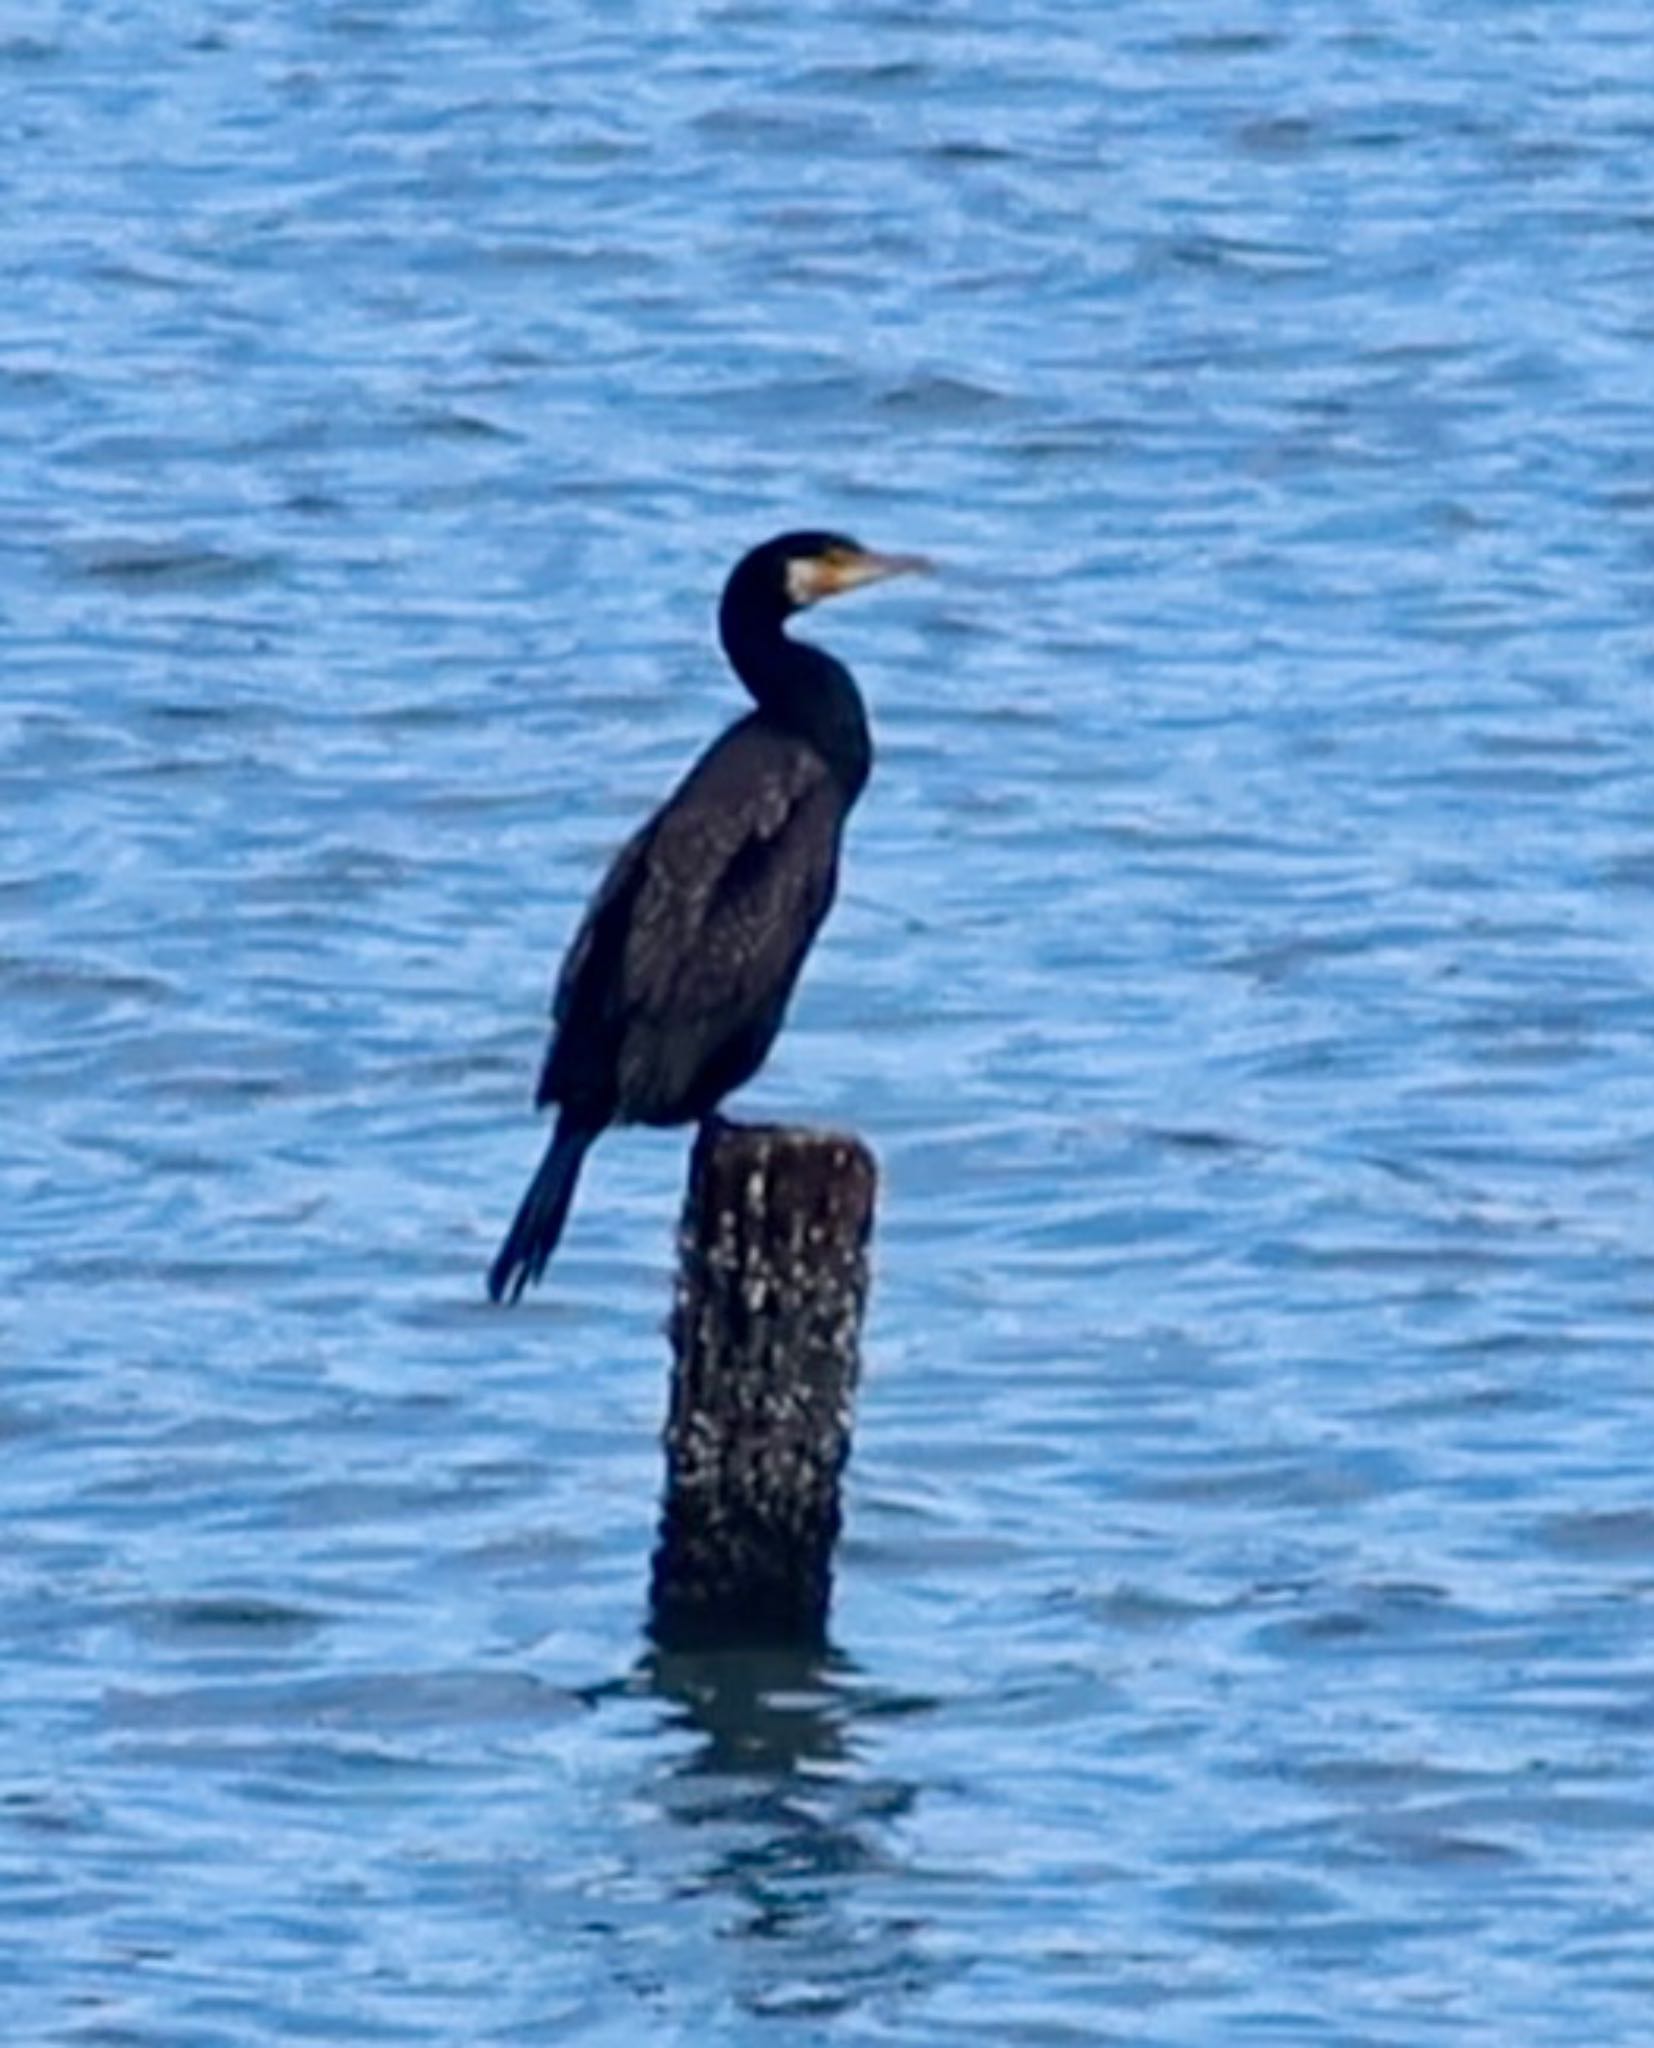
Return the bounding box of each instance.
[649,1118,877,1653]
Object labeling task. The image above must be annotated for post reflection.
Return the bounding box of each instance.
[633,1643,935,2008]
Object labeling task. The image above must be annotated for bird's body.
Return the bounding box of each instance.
[488,531,926,1303]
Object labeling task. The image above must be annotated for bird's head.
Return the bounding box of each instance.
[730,530,933,621]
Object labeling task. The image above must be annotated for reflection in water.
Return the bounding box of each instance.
[647,1643,864,1776]
[635,1646,935,2011]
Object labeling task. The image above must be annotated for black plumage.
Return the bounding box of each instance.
[488,530,928,1303]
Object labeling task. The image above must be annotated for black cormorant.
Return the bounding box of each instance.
[487,530,929,1304]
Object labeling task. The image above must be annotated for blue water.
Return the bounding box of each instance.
[5,2,1654,2041]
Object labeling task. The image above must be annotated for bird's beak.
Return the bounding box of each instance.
[790,547,934,606]
[832,547,934,594]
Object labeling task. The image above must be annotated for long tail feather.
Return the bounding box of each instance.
[488,1117,594,1304]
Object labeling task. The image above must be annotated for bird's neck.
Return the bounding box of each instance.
[720,607,871,801]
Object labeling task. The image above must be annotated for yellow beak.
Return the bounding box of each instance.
[789,547,934,606]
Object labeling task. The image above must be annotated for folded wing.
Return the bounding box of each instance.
[538,718,846,1126]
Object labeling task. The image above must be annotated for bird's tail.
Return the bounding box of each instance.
[487,1116,594,1305]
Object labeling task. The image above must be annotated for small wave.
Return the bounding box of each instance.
[64,541,281,592]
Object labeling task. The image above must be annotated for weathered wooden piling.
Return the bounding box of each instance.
[648,1118,877,1652]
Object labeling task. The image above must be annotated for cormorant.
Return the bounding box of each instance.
[487,530,929,1304]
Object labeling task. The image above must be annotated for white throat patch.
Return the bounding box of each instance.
[785,556,832,607]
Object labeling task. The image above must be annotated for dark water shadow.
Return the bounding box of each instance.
[590,1645,939,2012]
[642,1641,920,1779]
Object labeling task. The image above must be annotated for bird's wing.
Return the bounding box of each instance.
[536,721,846,1123]
[550,818,655,1028]
[622,729,837,1021]
[535,818,656,1110]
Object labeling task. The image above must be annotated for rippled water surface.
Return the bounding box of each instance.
[6,3,1654,2041]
